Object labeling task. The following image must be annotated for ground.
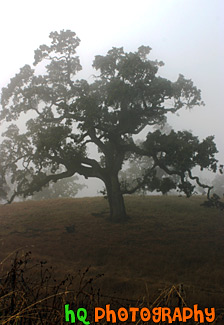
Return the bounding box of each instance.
[0,195,223,309]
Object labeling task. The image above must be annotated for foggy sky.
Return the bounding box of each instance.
[0,0,223,196]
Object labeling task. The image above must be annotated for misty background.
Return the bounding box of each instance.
[0,0,223,197]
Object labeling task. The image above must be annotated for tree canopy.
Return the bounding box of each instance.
[0,30,219,220]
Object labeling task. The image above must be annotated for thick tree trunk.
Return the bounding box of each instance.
[105,174,127,222]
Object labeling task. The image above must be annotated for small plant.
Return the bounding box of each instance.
[1,252,223,324]
[0,251,102,324]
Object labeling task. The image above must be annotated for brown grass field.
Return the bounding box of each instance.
[0,195,224,314]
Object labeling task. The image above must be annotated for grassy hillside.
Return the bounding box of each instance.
[0,195,224,309]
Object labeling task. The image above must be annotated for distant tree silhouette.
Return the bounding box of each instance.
[212,173,224,197]
[31,174,85,200]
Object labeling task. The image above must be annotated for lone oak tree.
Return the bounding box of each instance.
[0,30,218,220]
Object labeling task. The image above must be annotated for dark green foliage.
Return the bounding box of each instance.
[0,30,218,218]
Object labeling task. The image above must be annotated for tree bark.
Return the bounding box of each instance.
[105,173,127,222]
